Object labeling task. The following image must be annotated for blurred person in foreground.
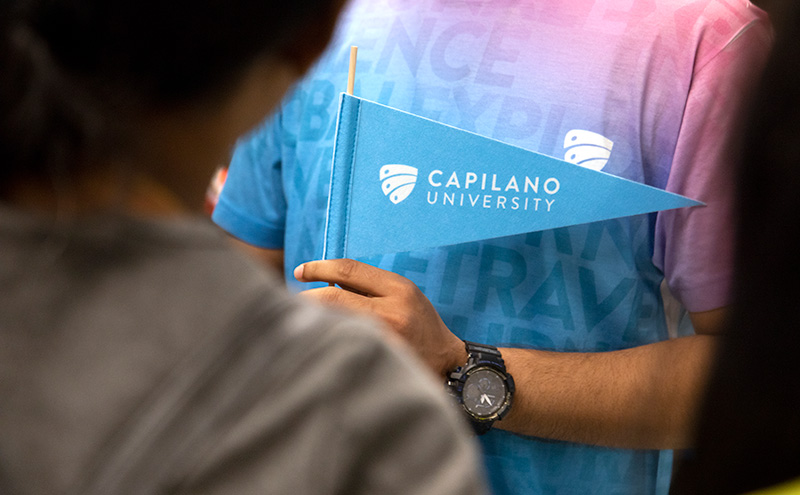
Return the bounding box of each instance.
[670,2,800,493]
[0,0,487,494]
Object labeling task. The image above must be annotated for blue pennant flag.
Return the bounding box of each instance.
[323,93,701,260]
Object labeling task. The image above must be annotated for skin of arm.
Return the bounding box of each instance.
[294,258,726,450]
[227,238,285,274]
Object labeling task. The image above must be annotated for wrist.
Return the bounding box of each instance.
[448,344,470,378]
[438,333,469,377]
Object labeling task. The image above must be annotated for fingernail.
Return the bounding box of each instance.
[293,264,304,280]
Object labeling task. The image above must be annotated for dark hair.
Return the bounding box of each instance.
[0,0,342,186]
[671,2,800,493]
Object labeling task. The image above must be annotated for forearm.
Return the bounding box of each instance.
[292,258,721,449]
[495,335,717,450]
[226,237,285,275]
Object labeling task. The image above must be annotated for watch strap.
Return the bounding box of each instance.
[471,417,494,435]
[464,340,505,368]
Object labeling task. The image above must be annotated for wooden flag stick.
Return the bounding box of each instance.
[330,46,358,288]
[347,45,358,95]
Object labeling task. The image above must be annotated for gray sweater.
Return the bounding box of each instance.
[0,209,486,495]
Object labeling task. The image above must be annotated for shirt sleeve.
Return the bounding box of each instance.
[653,15,772,313]
[212,113,288,249]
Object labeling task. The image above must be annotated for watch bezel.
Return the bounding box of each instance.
[458,364,514,422]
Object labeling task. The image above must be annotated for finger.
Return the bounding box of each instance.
[300,286,377,315]
[294,259,403,297]
[337,284,372,297]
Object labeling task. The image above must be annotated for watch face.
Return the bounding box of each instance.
[462,368,507,418]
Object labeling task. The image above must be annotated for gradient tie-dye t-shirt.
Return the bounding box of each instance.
[213,1,771,493]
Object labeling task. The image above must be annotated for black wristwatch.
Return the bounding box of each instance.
[446,341,515,435]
